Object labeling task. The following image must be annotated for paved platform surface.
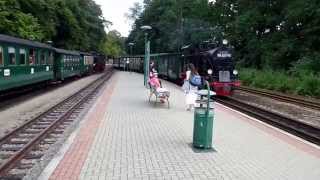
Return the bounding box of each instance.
[40,72,320,180]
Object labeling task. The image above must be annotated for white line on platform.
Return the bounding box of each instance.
[215,102,320,150]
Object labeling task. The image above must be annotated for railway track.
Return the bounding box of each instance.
[0,69,113,179]
[216,96,320,146]
[0,76,79,110]
[236,86,320,111]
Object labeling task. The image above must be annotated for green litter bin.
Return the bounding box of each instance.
[193,81,215,149]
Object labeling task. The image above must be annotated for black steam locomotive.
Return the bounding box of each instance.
[113,40,240,96]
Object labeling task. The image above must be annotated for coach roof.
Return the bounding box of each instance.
[0,34,53,49]
[54,48,80,56]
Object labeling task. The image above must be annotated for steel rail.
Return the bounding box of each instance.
[235,86,320,111]
[0,69,113,177]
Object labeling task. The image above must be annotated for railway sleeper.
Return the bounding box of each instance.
[0,172,25,180]
[9,139,29,144]
[23,129,42,134]
[0,151,15,159]
[30,125,48,129]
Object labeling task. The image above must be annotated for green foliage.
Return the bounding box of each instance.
[296,74,320,97]
[102,30,125,57]
[127,0,212,54]
[0,0,44,40]
[290,53,320,75]
[239,68,320,98]
[128,0,320,73]
[126,0,320,97]
[0,0,108,53]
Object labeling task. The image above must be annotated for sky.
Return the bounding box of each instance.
[94,0,144,37]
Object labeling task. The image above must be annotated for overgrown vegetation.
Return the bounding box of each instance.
[240,69,320,98]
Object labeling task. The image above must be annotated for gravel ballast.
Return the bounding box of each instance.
[232,90,320,128]
[0,74,104,138]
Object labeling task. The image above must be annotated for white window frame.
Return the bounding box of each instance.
[8,47,16,65]
[19,49,26,65]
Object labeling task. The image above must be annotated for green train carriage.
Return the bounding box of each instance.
[0,34,54,92]
[80,52,94,75]
[54,48,82,80]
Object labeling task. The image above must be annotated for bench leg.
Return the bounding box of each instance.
[148,92,152,102]
[154,96,158,106]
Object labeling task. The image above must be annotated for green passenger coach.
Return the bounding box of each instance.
[80,52,94,75]
[54,48,81,80]
[0,34,54,91]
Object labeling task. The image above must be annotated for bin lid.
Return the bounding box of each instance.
[196,90,216,96]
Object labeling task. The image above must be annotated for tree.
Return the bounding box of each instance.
[0,0,108,53]
[0,0,44,40]
[102,30,125,57]
[127,0,213,53]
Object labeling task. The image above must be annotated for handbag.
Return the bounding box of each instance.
[189,74,202,87]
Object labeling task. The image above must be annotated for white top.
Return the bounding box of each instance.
[186,70,191,80]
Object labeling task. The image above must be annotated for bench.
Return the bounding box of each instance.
[148,83,170,108]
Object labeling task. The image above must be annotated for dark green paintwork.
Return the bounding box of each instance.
[54,53,82,81]
[193,109,214,149]
[0,42,54,91]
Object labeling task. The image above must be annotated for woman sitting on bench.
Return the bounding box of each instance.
[148,72,169,103]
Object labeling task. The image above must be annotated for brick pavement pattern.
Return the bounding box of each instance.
[51,72,320,180]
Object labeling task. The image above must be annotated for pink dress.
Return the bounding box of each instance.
[149,77,161,89]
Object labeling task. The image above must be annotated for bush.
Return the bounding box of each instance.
[238,68,320,98]
[296,74,320,97]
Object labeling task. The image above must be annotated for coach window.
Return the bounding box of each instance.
[8,47,16,65]
[19,49,26,65]
[0,46,3,66]
[44,52,48,65]
[70,56,73,65]
[62,55,65,64]
[66,56,70,65]
[64,55,67,65]
[48,52,53,65]
[29,49,36,65]
[40,52,45,65]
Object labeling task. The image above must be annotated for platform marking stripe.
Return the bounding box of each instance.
[215,102,320,158]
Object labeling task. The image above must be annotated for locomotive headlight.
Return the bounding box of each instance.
[207,69,213,75]
[223,39,229,45]
[233,70,238,75]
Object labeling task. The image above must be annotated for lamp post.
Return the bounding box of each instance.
[140,25,152,87]
[128,42,135,55]
[127,42,135,72]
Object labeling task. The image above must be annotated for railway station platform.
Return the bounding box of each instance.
[39,71,320,180]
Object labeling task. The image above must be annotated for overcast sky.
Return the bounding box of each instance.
[94,0,143,37]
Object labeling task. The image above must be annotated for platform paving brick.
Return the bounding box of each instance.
[49,72,320,180]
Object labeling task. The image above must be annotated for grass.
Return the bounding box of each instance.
[239,68,320,98]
